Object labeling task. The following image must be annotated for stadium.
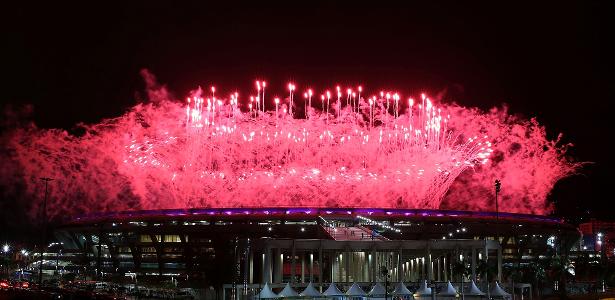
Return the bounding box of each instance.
[52,207,578,298]
[8,85,580,297]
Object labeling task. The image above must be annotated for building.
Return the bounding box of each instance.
[579,219,615,258]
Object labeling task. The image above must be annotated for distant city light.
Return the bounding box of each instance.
[2,244,8,253]
[547,235,556,247]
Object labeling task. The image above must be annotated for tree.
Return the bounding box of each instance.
[476,260,497,283]
[452,260,470,282]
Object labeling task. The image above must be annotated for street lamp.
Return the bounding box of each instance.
[39,177,53,285]
[380,265,390,300]
[494,179,501,221]
[2,244,9,277]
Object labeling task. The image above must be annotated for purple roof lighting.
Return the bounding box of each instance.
[67,207,565,225]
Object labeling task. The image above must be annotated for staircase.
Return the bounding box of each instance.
[322,225,389,241]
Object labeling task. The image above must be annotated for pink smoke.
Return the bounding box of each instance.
[442,105,579,214]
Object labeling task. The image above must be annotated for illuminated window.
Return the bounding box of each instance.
[141,263,158,269]
[140,235,161,243]
[164,235,182,243]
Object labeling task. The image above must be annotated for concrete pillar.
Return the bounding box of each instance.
[426,243,433,281]
[397,249,403,282]
[356,252,362,282]
[261,252,265,284]
[432,261,435,281]
[332,252,338,282]
[416,258,420,281]
[273,248,282,283]
[345,251,350,283]
[301,252,305,283]
[471,248,476,281]
[248,249,254,284]
[497,247,502,282]
[446,255,449,281]
[309,252,314,283]
[352,252,358,282]
[437,257,441,281]
[264,248,272,284]
[406,261,410,281]
[365,252,370,282]
[371,249,377,283]
[452,247,457,282]
[318,247,323,289]
[291,242,296,283]
[410,259,414,281]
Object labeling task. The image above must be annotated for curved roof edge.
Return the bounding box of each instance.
[68,207,565,224]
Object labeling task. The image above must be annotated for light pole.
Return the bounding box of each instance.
[494,179,501,222]
[380,265,389,300]
[39,177,53,285]
[2,244,9,277]
[494,179,501,241]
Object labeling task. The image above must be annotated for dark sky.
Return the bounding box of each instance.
[2,1,613,230]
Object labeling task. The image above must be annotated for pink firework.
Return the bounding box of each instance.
[123,90,491,210]
[0,72,578,219]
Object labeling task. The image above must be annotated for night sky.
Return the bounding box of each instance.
[2,2,613,239]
